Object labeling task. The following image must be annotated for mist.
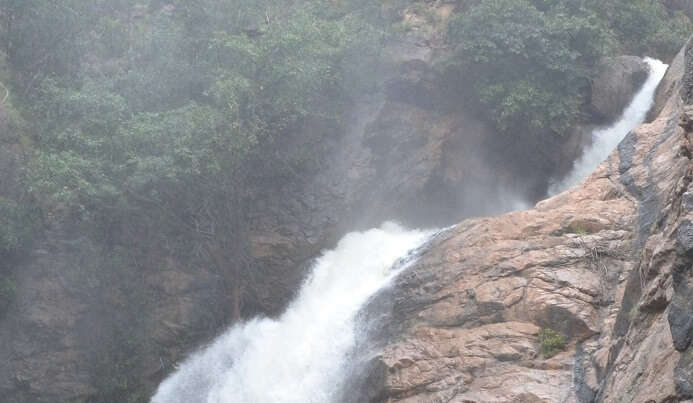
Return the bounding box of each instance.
[0,1,689,402]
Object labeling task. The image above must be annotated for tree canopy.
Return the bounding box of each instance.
[445,0,692,136]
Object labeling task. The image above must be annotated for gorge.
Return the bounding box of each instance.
[0,1,692,402]
[151,51,678,401]
[152,224,437,403]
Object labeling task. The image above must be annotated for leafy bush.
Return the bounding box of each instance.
[538,327,567,358]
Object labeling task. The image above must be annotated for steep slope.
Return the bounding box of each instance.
[0,6,589,401]
[0,3,683,401]
[347,37,693,402]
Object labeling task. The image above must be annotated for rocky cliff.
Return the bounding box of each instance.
[0,4,590,400]
[346,37,693,403]
[0,2,677,401]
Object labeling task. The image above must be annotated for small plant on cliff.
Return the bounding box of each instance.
[538,327,566,358]
[566,223,588,236]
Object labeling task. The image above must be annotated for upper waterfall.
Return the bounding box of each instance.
[151,223,435,403]
[549,57,668,195]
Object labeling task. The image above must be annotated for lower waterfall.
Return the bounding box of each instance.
[549,57,668,195]
[151,223,435,403]
[151,58,670,403]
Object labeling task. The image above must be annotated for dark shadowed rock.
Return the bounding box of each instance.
[678,219,693,256]
[591,56,649,122]
[669,285,693,352]
[676,350,693,397]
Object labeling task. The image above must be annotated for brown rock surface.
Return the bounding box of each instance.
[347,38,693,403]
[0,4,685,401]
[591,56,650,123]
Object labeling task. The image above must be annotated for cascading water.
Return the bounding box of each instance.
[152,57,667,403]
[151,223,435,403]
[549,57,668,195]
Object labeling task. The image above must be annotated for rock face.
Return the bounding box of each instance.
[347,38,693,403]
[591,56,650,123]
[0,8,567,402]
[0,4,679,402]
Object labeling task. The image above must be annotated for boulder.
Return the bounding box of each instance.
[591,56,650,122]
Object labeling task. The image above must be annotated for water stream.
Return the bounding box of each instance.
[549,57,668,195]
[152,58,668,403]
[151,223,435,403]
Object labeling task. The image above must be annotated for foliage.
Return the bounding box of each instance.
[17,1,380,223]
[589,0,693,58]
[566,223,588,235]
[0,4,385,372]
[445,0,692,136]
[445,0,612,135]
[0,0,687,398]
[538,327,567,358]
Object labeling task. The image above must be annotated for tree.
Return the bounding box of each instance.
[21,0,379,322]
[444,0,691,136]
[446,0,611,134]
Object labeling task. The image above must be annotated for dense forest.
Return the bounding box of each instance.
[1,0,690,260]
[0,0,691,401]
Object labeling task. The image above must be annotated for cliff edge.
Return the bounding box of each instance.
[349,37,693,403]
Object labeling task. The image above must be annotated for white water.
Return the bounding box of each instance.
[549,57,668,195]
[152,58,665,403]
[151,222,434,403]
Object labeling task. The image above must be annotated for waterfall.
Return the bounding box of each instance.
[151,223,435,403]
[549,57,668,195]
[151,57,666,403]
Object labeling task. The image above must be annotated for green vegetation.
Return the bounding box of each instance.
[0,0,385,317]
[20,1,380,219]
[0,0,689,399]
[566,223,589,236]
[445,0,692,136]
[0,2,390,398]
[538,327,567,358]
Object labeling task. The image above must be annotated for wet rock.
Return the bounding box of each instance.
[682,191,693,212]
[385,60,441,110]
[676,350,693,398]
[348,35,693,403]
[669,287,693,352]
[591,56,649,122]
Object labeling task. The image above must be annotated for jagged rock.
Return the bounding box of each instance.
[1,6,686,402]
[591,56,650,122]
[346,36,693,403]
